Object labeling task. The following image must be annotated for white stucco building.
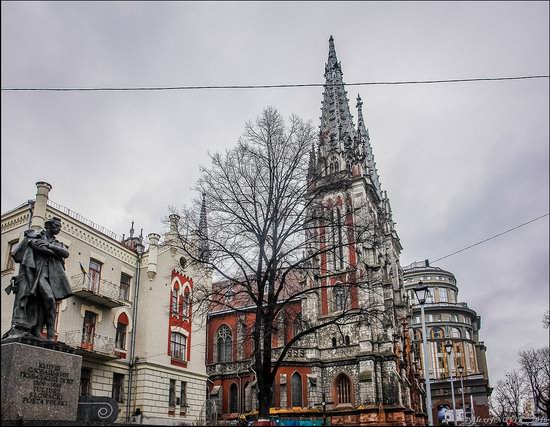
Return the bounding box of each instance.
[1,181,211,425]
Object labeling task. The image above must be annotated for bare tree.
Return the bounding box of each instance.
[543,310,549,329]
[519,346,550,418]
[490,370,528,421]
[171,107,396,418]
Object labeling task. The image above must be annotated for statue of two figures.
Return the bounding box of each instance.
[3,217,73,342]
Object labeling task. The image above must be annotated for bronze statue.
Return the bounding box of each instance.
[4,216,73,341]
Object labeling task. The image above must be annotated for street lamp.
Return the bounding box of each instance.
[444,340,457,426]
[458,364,467,425]
[413,282,433,426]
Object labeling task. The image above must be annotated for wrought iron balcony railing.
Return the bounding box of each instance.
[71,273,127,308]
[64,330,117,359]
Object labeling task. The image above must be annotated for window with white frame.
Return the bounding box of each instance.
[170,332,187,360]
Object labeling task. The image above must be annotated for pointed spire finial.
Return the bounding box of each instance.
[327,35,338,68]
[198,193,210,262]
[129,221,135,238]
[357,94,365,127]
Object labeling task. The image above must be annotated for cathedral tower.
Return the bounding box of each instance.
[303,36,425,426]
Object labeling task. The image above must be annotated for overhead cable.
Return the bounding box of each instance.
[1,75,548,92]
[431,213,549,264]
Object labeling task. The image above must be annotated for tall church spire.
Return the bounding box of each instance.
[198,193,210,262]
[319,36,356,173]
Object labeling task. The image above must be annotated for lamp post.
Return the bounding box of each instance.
[458,364,467,425]
[444,340,457,426]
[413,282,433,426]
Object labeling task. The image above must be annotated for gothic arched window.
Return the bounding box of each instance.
[229,383,238,413]
[291,372,303,407]
[216,325,232,363]
[336,207,344,269]
[333,283,346,312]
[335,374,352,404]
[171,286,179,317]
[329,156,339,174]
[182,288,190,320]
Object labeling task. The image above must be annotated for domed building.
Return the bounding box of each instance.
[403,260,491,424]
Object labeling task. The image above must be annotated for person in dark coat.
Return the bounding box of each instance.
[5,216,73,340]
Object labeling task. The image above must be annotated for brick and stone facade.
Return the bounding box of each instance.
[206,36,426,426]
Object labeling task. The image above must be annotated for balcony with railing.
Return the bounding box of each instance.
[64,330,118,360]
[71,273,127,308]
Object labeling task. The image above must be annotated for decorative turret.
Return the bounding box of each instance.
[31,181,52,230]
[147,233,160,280]
[198,193,210,262]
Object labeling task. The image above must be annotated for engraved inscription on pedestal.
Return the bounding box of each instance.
[1,342,82,422]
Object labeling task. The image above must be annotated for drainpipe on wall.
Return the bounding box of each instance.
[126,240,145,422]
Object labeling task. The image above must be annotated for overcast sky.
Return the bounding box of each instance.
[2,1,548,385]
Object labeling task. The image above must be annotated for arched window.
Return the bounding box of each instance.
[216,325,232,363]
[431,327,444,339]
[450,327,461,338]
[115,312,129,350]
[336,207,344,269]
[465,329,472,340]
[330,209,337,270]
[333,284,346,311]
[171,287,179,316]
[331,337,337,348]
[291,372,303,407]
[335,374,351,404]
[229,383,238,413]
[329,156,339,174]
[345,335,350,346]
[183,288,190,319]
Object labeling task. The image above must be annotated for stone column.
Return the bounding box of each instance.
[31,181,52,230]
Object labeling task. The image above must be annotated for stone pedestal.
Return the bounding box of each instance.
[1,341,82,423]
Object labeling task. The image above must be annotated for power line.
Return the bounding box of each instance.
[1,75,548,92]
[431,213,549,264]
